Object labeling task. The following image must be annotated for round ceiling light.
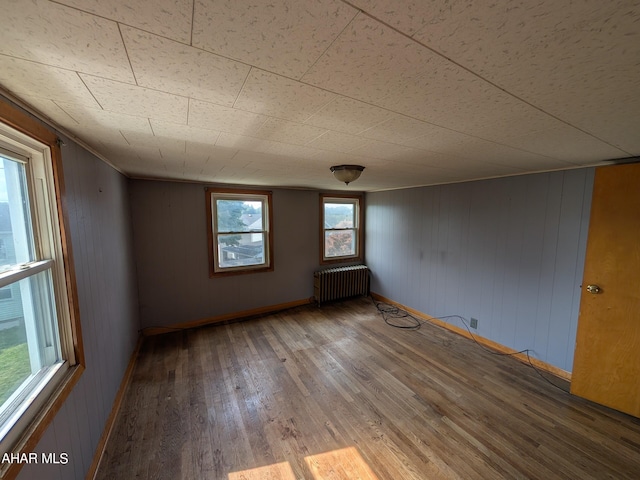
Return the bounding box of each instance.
[330,165,365,185]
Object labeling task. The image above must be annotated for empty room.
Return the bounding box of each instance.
[0,1,639,479]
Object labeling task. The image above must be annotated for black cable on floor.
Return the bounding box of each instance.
[372,298,570,393]
[371,296,421,330]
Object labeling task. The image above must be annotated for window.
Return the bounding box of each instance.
[0,100,82,479]
[206,188,273,276]
[0,286,12,300]
[321,194,363,263]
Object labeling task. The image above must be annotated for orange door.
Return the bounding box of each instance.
[571,162,640,417]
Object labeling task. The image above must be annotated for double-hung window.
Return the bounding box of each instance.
[206,188,273,276]
[0,101,82,477]
[321,194,363,263]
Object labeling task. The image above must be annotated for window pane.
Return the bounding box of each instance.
[216,199,263,233]
[324,230,356,258]
[0,269,61,411]
[324,202,354,229]
[0,155,35,271]
[217,233,265,268]
[0,286,12,300]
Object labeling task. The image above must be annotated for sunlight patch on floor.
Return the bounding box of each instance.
[305,446,379,479]
[228,446,379,479]
[228,461,296,480]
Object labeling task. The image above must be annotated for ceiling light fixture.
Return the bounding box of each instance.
[330,165,365,185]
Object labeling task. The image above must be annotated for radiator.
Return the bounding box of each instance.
[314,265,369,306]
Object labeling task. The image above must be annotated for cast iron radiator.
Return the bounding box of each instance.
[314,265,369,306]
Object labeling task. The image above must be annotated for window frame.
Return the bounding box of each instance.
[206,187,274,277]
[320,193,364,264]
[0,99,83,480]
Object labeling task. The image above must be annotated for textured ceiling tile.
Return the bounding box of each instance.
[189,100,269,135]
[302,14,434,104]
[253,118,326,145]
[77,127,130,149]
[192,0,357,78]
[350,0,433,35]
[435,160,527,179]
[306,131,369,153]
[376,67,559,140]
[13,94,80,128]
[213,166,261,185]
[121,27,250,107]
[350,139,429,162]
[488,155,576,172]
[440,138,571,170]
[364,161,461,186]
[0,56,100,108]
[412,0,640,153]
[186,143,237,161]
[503,126,627,164]
[120,131,186,156]
[360,115,444,144]
[312,152,370,170]
[584,106,640,155]
[55,0,193,44]
[386,160,461,177]
[304,97,393,134]
[558,91,640,154]
[149,120,220,145]
[234,70,336,122]
[99,143,143,164]
[100,141,162,164]
[402,130,554,167]
[264,143,322,160]
[0,0,134,83]
[56,104,155,134]
[214,132,263,150]
[198,158,225,175]
[81,76,189,124]
[1,0,635,191]
[231,150,290,166]
[216,132,320,160]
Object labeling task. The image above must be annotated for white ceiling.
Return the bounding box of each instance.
[0,0,638,191]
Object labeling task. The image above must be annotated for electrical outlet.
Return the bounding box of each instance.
[470,317,478,329]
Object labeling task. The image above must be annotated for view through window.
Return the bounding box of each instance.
[0,150,62,427]
[0,104,81,476]
[207,189,273,275]
[321,195,362,262]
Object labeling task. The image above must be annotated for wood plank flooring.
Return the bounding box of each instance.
[96,297,640,479]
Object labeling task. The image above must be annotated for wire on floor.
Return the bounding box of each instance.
[371,297,570,393]
[371,296,421,330]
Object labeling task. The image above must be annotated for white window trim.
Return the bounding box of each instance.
[206,188,274,277]
[321,194,363,264]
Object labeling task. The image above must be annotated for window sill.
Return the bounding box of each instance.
[210,265,274,278]
[320,256,363,265]
[0,363,84,480]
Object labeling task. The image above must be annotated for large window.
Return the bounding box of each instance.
[0,100,82,479]
[321,194,363,263]
[206,188,273,276]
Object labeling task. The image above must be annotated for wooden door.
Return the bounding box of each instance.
[571,162,640,417]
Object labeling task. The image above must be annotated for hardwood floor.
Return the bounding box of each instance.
[96,297,640,479]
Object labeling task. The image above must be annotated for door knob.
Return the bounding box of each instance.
[586,284,602,294]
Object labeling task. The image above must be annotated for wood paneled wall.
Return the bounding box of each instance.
[365,169,594,372]
[129,181,323,330]
[15,130,140,480]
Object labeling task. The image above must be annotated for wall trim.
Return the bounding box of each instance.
[371,293,572,381]
[86,336,143,480]
[141,298,314,336]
